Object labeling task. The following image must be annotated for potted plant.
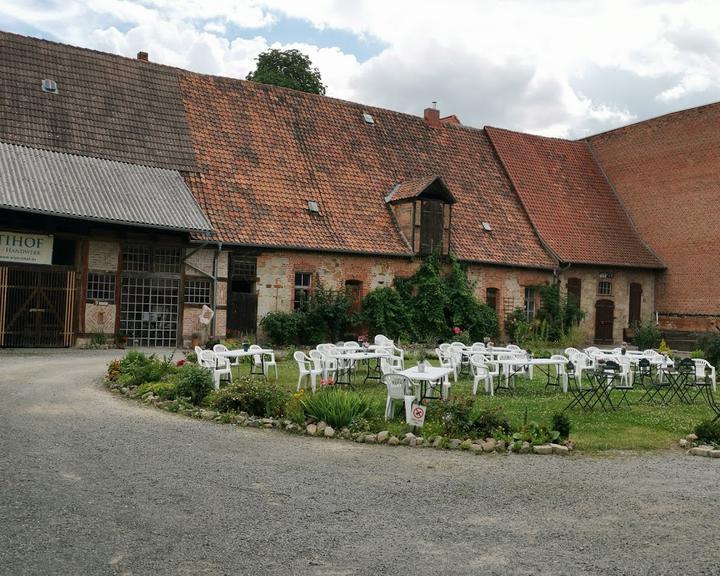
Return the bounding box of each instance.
[416,350,427,373]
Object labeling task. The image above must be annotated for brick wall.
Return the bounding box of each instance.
[588,105,720,331]
[181,247,227,344]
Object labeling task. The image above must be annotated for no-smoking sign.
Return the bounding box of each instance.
[407,402,426,427]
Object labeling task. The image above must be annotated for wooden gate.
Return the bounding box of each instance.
[0,266,76,347]
[594,299,615,344]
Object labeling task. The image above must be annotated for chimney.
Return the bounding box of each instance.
[424,104,441,128]
[136,51,149,61]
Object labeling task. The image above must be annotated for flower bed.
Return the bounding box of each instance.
[104,351,576,456]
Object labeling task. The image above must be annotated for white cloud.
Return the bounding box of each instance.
[4,0,720,136]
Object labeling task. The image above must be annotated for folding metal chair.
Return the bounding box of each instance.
[638,365,671,404]
[634,358,653,388]
[564,361,597,412]
[604,360,632,409]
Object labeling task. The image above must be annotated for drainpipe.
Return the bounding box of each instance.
[211,242,221,337]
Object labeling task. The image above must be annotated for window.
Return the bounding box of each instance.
[524,286,536,321]
[567,278,581,307]
[123,245,182,274]
[345,280,363,313]
[87,272,116,302]
[293,272,312,310]
[486,287,498,311]
[598,281,612,296]
[420,199,444,254]
[184,278,212,305]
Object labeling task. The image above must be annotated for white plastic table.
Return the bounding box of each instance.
[326,351,390,386]
[495,357,568,392]
[399,366,454,400]
[215,348,274,376]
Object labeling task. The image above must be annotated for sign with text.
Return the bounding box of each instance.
[404,395,426,427]
[0,231,53,265]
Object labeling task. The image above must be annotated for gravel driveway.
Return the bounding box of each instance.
[0,349,717,576]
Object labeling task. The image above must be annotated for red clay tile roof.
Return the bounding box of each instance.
[178,74,555,267]
[486,126,663,268]
[0,31,197,171]
[440,115,462,125]
[385,175,456,203]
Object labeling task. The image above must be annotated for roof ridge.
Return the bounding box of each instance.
[0,138,192,174]
[583,99,720,140]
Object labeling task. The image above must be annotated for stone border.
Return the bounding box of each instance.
[110,385,576,456]
[679,434,720,458]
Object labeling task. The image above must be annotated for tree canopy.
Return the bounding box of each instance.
[246,48,326,95]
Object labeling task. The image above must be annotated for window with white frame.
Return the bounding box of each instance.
[524,286,536,321]
[598,281,613,296]
[294,272,312,310]
[87,272,116,302]
[184,278,212,305]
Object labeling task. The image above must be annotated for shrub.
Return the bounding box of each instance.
[136,381,177,400]
[172,363,214,404]
[632,321,661,350]
[426,398,510,439]
[117,351,175,386]
[106,359,121,382]
[260,312,301,346]
[510,421,560,446]
[536,282,584,341]
[300,388,374,429]
[505,308,531,345]
[658,338,672,356]
[690,349,704,359]
[551,412,571,440]
[694,420,720,445]
[361,287,412,340]
[699,333,720,368]
[210,376,288,418]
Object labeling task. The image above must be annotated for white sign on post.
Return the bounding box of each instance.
[404,395,426,428]
[0,231,53,265]
[199,305,214,325]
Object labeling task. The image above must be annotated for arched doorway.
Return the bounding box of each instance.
[595,299,614,344]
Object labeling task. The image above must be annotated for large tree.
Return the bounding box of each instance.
[246,48,326,95]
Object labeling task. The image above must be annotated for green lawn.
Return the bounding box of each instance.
[228,356,711,452]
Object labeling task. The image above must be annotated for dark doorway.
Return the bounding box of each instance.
[629,283,642,326]
[0,265,77,347]
[227,254,258,337]
[594,299,615,343]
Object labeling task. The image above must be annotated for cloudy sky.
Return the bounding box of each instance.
[2,0,720,137]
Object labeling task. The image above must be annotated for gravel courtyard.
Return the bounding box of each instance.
[0,350,717,576]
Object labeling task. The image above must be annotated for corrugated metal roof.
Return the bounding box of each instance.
[0,142,212,233]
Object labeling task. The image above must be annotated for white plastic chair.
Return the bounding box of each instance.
[470,354,494,395]
[294,351,322,393]
[693,359,717,392]
[380,355,402,375]
[470,342,486,353]
[438,343,451,354]
[262,349,278,380]
[344,341,361,350]
[199,349,232,390]
[382,373,414,420]
[435,348,458,383]
[310,349,336,380]
[213,343,239,367]
[550,354,569,392]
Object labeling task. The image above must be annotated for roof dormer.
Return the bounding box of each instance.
[385,175,455,255]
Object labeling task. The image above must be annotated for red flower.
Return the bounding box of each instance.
[176,359,186,367]
[453,326,461,335]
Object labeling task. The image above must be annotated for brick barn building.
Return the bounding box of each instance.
[0,31,714,348]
